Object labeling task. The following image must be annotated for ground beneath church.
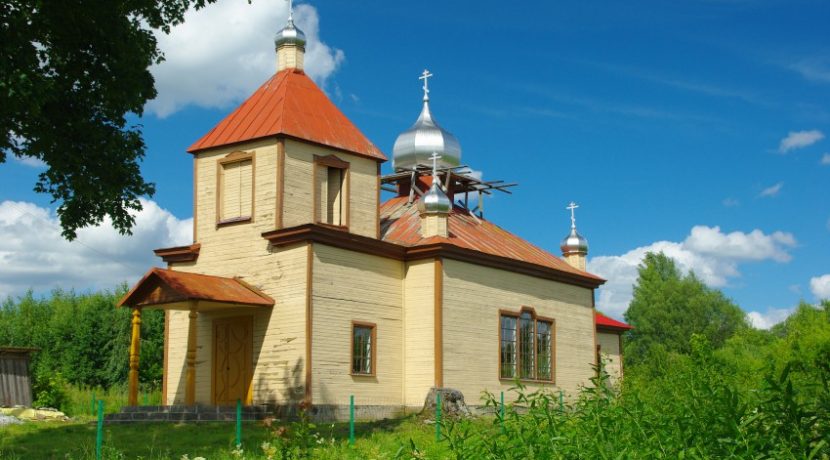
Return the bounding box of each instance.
[0,415,454,459]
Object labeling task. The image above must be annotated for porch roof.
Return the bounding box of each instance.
[118,268,274,310]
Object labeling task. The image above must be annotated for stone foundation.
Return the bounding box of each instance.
[105,404,406,423]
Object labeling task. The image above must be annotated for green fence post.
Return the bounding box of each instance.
[349,395,355,447]
[143,392,148,406]
[500,391,505,434]
[95,400,104,460]
[435,392,442,442]
[91,391,95,416]
[236,399,242,448]
[559,390,564,411]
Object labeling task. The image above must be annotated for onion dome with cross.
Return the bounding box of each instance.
[274,0,306,48]
[561,202,589,256]
[392,70,462,172]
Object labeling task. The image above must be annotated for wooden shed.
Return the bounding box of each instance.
[0,347,37,407]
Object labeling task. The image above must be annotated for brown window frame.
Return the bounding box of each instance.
[216,150,256,227]
[312,154,350,230]
[350,321,376,376]
[498,307,555,383]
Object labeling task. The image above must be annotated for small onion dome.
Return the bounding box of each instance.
[560,227,589,255]
[418,180,452,214]
[275,16,306,49]
[393,100,461,172]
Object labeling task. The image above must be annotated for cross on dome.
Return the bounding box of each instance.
[419,69,433,101]
[285,0,294,20]
[566,201,579,229]
[429,152,442,177]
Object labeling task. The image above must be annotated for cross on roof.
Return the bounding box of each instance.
[419,69,433,101]
[566,201,579,229]
[429,152,442,177]
[285,0,294,20]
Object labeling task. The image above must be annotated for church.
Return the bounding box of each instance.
[118,9,631,418]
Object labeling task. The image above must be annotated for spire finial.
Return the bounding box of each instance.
[286,0,294,21]
[419,69,433,102]
[566,201,579,229]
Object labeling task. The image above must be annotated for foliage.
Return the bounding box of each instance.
[0,0,219,239]
[31,371,68,410]
[0,287,164,409]
[624,252,748,366]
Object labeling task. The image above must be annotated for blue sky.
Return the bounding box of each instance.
[2,0,828,326]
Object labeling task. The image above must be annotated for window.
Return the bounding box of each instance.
[217,152,254,224]
[314,154,349,227]
[351,322,376,375]
[499,309,554,381]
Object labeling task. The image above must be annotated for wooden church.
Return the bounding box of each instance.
[119,9,631,418]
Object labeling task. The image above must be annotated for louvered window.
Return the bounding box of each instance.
[218,153,254,224]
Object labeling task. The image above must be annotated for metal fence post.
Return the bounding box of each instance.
[500,391,505,434]
[349,395,355,447]
[236,399,242,448]
[95,400,104,460]
[435,392,442,442]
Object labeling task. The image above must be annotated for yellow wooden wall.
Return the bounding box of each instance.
[597,332,623,383]
[310,244,403,406]
[441,259,595,402]
[282,139,378,237]
[166,243,309,405]
[402,259,436,407]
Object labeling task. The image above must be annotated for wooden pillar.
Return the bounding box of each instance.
[185,302,198,405]
[128,307,142,406]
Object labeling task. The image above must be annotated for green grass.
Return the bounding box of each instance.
[0,415,448,459]
[63,385,162,417]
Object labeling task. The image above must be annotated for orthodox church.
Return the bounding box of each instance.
[119,9,631,417]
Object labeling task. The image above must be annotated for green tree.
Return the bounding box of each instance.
[1,0,216,239]
[624,252,748,366]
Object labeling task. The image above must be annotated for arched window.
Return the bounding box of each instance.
[499,308,554,382]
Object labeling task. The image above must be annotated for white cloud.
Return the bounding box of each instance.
[722,198,740,207]
[811,274,830,300]
[588,225,797,318]
[759,182,783,198]
[821,153,830,165]
[791,59,830,84]
[747,307,795,330]
[778,130,824,153]
[0,199,191,299]
[13,156,46,168]
[146,1,344,117]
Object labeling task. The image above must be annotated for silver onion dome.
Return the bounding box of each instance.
[392,70,461,171]
[418,180,452,214]
[560,201,588,255]
[560,227,589,255]
[275,15,306,48]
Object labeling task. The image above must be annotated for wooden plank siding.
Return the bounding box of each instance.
[403,259,436,407]
[441,259,595,402]
[310,244,404,406]
[597,332,623,383]
[0,350,34,407]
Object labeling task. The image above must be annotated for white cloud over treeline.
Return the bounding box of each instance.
[147,0,344,117]
[588,225,797,319]
[0,200,191,299]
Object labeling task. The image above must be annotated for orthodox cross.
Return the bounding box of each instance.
[566,201,579,229]
[285,0,294,20]
[429,152,442,178]
[419,69,433,101]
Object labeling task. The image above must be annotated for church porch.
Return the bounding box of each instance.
[118,268,274,407]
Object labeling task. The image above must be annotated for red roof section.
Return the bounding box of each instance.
[380,196,605,282]
[595,312,633,331]
[119,268,275,308]
[188,69,386,161]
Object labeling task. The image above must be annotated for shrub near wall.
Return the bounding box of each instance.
[0,287,164,409]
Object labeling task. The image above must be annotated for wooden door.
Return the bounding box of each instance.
[212,317,252,405]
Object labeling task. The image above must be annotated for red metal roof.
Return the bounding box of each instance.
[595,312,633,331]
[118,268,274,308]
[380,196,605,283]
[188,69,386,161]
